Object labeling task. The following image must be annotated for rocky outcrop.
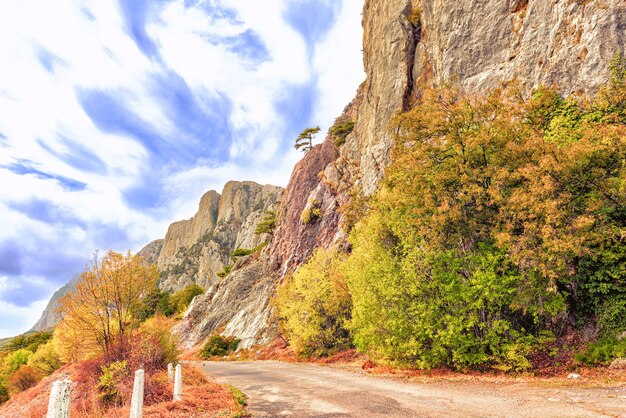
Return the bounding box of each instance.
[175,253,277,349]
[31,276,79,332]
[157,181,282,292]
[137,239,163,266]
[416,0,626,97]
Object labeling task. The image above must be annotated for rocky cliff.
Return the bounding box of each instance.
[175,0,625,349]
[157,181,282,292]
[33,0,625,346]
[31,276,79,332]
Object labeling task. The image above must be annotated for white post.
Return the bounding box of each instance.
[167,363,174,382]
[46,379,72,418]
[130,369,145,418]
[173,364,182,401]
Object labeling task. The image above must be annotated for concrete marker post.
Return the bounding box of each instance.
[130,369,145,418]
[173,364,183,401]
[46,379,72,418]
[167,362,174,382]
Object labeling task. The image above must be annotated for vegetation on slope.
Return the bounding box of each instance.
[0,250,243,417]
[277,57,626,371]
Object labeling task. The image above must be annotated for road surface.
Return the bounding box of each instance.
[197,360,626,417]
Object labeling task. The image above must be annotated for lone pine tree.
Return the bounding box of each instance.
[294,126,321,153]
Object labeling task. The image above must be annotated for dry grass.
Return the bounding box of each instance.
[0,362,246,418]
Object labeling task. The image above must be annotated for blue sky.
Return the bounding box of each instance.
[0,0,364,338]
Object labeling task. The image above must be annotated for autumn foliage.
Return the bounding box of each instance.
[56,250,158,362]
[278,57,626,370]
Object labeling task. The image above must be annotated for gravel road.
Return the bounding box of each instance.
[197,361,626,417]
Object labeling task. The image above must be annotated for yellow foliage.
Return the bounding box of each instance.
[57,250,158,361]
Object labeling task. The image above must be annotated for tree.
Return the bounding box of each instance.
[294,126,321,153]
[57,250,158,362]
[277,248,352,357]
[255,210,277,235]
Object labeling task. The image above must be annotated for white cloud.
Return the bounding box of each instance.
[0,0,365,336]
[0,297,49,339]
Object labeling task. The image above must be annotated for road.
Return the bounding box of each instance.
[197,361,626,417]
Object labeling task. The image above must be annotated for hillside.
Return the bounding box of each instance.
[30,0,626,362]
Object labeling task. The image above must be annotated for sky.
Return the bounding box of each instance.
[0,0,365,338]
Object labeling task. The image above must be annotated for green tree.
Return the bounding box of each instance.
[170,284,204,313]
[342,79,626,369]
[294,126,321,153]
[255,210,277,235]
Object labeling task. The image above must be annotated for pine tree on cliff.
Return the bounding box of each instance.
[294,126,321,153]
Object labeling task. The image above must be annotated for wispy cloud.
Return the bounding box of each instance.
[0,0,364,337]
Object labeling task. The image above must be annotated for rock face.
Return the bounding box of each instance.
[31,276,79,332]
[137,239,164,266]
[175,253,277,349]
[157,181,282,292]
[417,0,626,97]
[176,0,626,349]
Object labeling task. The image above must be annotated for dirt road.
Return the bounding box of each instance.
[197,361,626,417]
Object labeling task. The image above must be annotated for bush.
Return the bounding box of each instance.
[300,199,322,224]
[330,118,355,147]
[407,6,421,26]
[575,337,626,365]
[341,75,626,369]
[216,265,233,278]
[5,332,52,353]
[98,360,128,406]
[231,243,267,259]
[28,341,61,375]
[277,248,352,357]
[200,335,241,358]
[170,284,205,314]
[3,349,33,374]
[8,365,42,393]
[137,289,175,320]
[0,378,8,404]
[135,315,179,370]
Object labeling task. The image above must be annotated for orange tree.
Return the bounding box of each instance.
[56,250,158,362]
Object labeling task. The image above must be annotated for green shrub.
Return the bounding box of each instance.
[277,248,352,357]
[575,337,626,365]
[231,243,267,259]
[0,378,8,404]
[199,335,241,358]
[170,284,205,313]
[4,332,52,353]
[300,199,322,224]
[341,76,626,369]
[255,210,277,235]
[137,289,174,320]
[216,265,233,278]
[3,349,33,374]
[330,118,355,147]
[98,360,128,405]
[27,341,61,375]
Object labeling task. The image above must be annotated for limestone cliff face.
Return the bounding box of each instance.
[417,0,626,97]
[31,277,79,332]
[157,181,282,292]
[137,239,163,266]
